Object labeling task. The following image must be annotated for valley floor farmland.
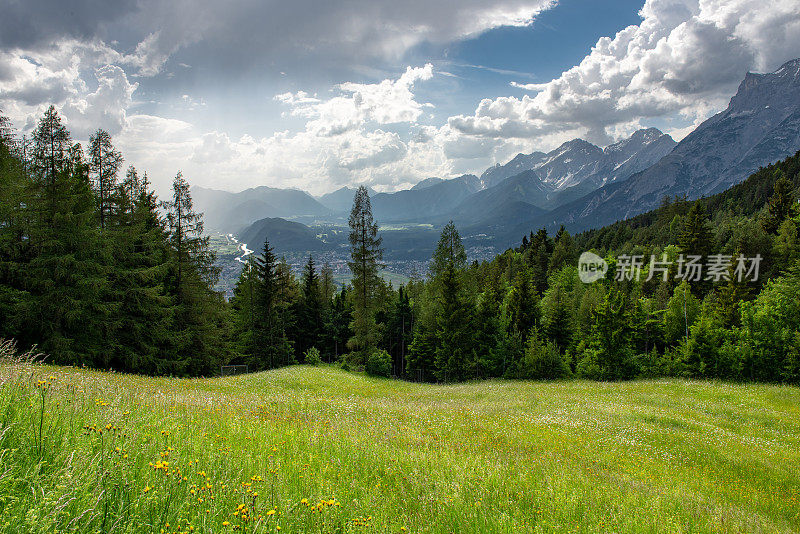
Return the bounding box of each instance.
[1,361,799,533]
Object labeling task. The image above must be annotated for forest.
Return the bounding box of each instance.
[1,107,799,384]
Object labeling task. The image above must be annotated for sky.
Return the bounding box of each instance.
[1,0,800,197]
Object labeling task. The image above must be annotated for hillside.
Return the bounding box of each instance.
[238,216,329,252]
[192,185,331,233]
[529,59,800,233]
[4,358,799,533]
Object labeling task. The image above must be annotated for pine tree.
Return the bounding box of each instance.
[297,255,323,359]
[347,186,383,361]
[549,226,576,275]
[30,105,71,227]
[583,288,635,380]
[384,286,413,377]
[0,112,28,340]
[22,108,106,364]
[106,168,173,373]
[508,267,539,341]
[230,257,259,359]
[678,202,713,258]
[88,129,123,230]
[427,223,475,382]
[526,228,551,293]
[763,170,795,234]
[430,221,467,279]
[434,261,475,382]
[326,286,353,361]
[545,289,573,351]
[164,171,224,375]
[247,239,292,370]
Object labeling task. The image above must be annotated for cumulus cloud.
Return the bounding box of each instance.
[62,65,138,137]
[276,64,434,136]
[0,40,139,137]
[451,0,800,145]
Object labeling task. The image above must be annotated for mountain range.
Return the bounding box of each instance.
[194,58,800,252]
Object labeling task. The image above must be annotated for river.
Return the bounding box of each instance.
[227,233,253,263]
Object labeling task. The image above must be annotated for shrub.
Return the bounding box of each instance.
[366,349,392,377]
[517,337,571,380]
[304,347,322,366]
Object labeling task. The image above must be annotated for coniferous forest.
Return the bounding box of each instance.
[1,107,799,384]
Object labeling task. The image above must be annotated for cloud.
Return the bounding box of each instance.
[0,40,139,137]
[62,65,138,137]
[119,0,558,75]
[276,64,434,136]
[0,0,139,49]
[451,0,800,145]
[0,1,558,78]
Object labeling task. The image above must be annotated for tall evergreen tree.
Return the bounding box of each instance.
[21,108,106,364]
[347,186,383,361]
[679,202,713,258]
[583,288,636,380]
[230,257,259,359]
[0,112,27,340]
[88,129,123,229]
[507,267,539,341]
[763,170,795,234]
[428,223,475,382]
[247,239,292,370]
[326,286,353,361]
[164,171,224,375]
[384,286,413,377]
[297,255,323,358]
[106,167,173,373]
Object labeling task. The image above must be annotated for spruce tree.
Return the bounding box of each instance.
[508,267,540,341]
[88,129,123,230]
[384,286,413,377]
[763,170,795,234]
[347,186,383,362]
[585,288,635,380]
[107,167,173,373]
[164,171,224,375]
[428,222,475,382]
[248,239,291,370]
[0,112,27,340]
[678,202,713,258]
[23,108,106,364]
[326,286,353,361]
[297,255,323,359]
[230,257,259,359]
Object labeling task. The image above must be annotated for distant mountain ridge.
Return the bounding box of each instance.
[480,128,676,193]
[370,174,481,222]
[193,128,675,234]
[515,58,800,235]
[317,185,376,213]
[192,185,330,233]
[448,128,676,229]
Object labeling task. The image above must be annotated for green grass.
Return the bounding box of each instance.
[1,353,799,533]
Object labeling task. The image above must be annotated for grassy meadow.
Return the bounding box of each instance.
[1,349,799,533]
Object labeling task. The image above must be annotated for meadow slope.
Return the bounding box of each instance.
[1,358,799,533]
